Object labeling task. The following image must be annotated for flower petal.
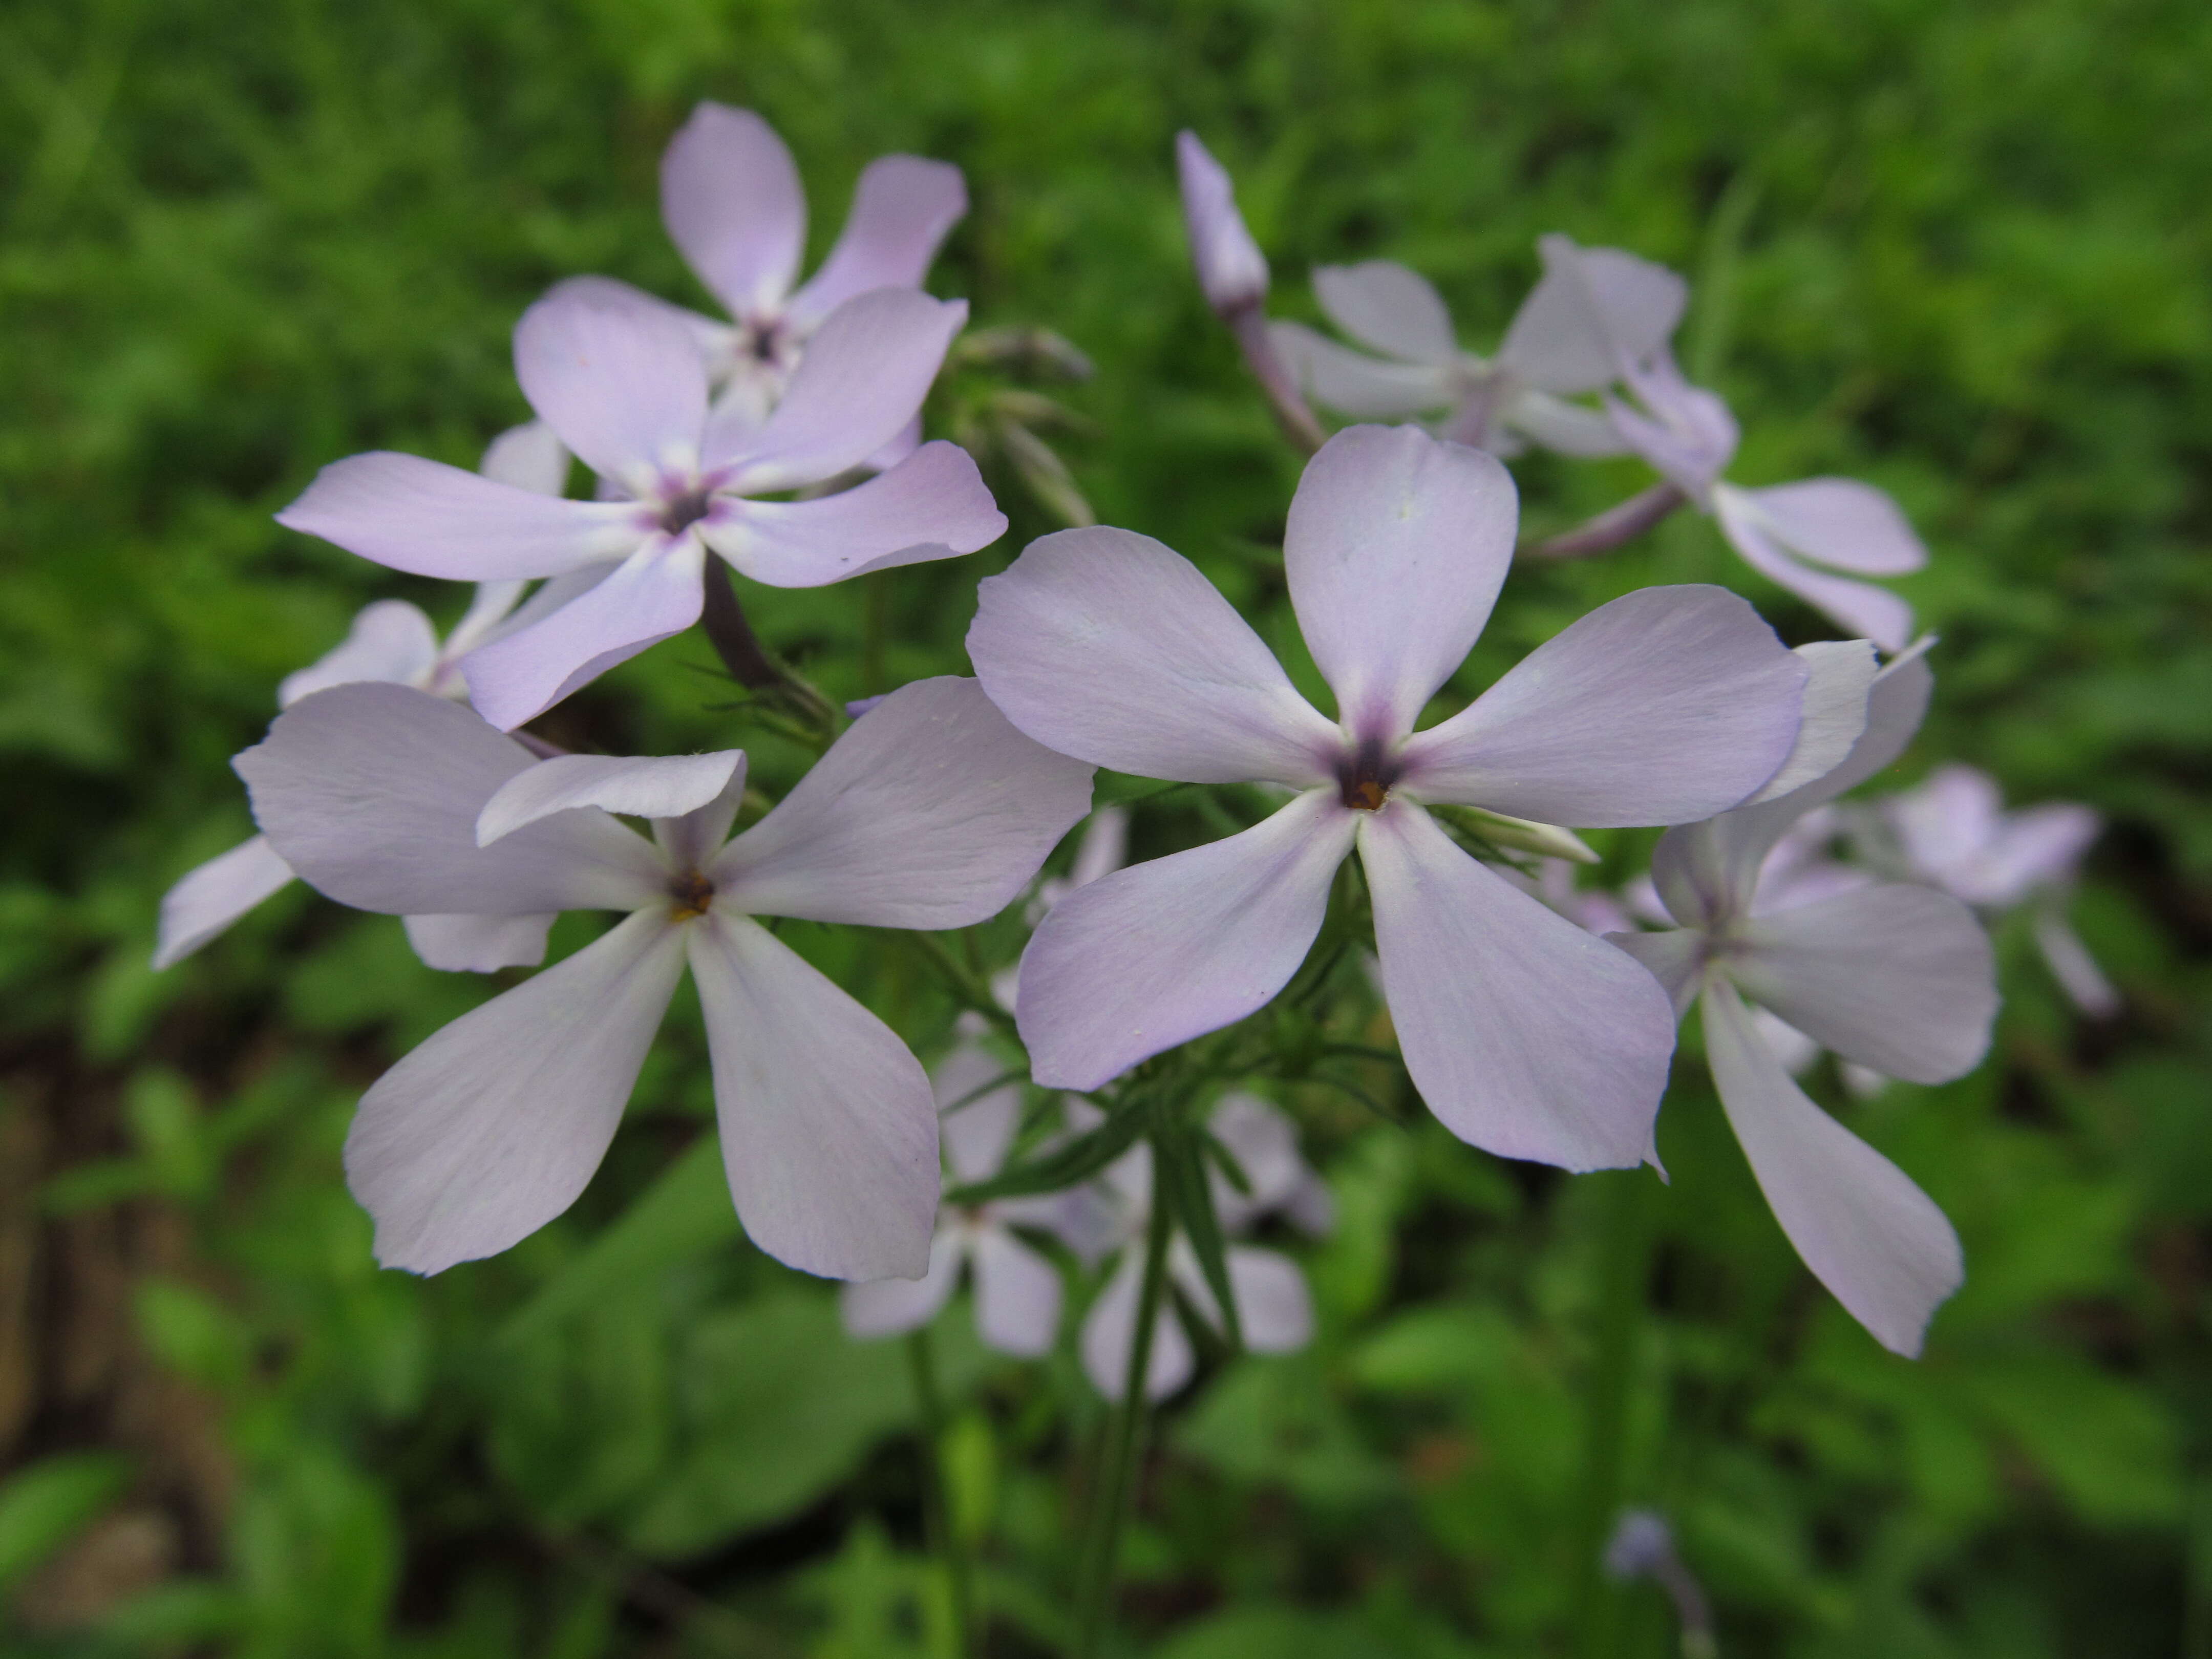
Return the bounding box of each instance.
[2032,906,2119,1016]
[477,751,746,847]
[1498,236,1688,393]
[544,274,738,375]
[661,102,805,319]
[1500,389,1631,457]
[1313,261,1456,364]
[1727,478,1927,576]
[1715,485,1915,650]
[440,583,532,665]
[1017,791,1355,1090]
[703,440,1005,588]
[478,419,572,497]
[152,835,296,969]
[714,676,1093,928]
[1224,1246,1314,1352]
[276,454,642,580]
[1207,1093,1310,1232]
[1083,1251,1195,1401]
[788,155,968,326]
[1175,130,1268,312]
[237,683,667,916]
[687,911,939,1280]
[1399,585,1805,826]
[1701,981,1962,1357]
[1360,801,1674,1169]
[707,290,967,487]
[402,912,556,973]
[514,286,710,493]
[1270,322,1455,418]
[966,526,1337,787]
[346,908,688,1273]
[458,536,707,730]
[1604,928,1708,1019]
[937,1037,1021,1183]
[839,1227,965,1338]
[1732,884,1996,1083]
[1284,425,1518,739]
[278,601,440,707]
[1739,641,1878,805]
[973,1228,1063,1356]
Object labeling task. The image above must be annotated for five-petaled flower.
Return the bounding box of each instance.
[236,676,1092,1281]
[968,423,1815,1171]
[559,102,969,442]
[276,282,1005,731]
[1271,236,1687,457]
[1608,654,1998,1355]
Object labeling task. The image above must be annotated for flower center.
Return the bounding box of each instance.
[669,870,715,921]
[1336,736,1398,813]
[658,490,712,536]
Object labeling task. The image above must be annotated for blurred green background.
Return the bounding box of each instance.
[3,0,2209,1653]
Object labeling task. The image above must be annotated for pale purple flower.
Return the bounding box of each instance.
[839,1015,1079,1355]
[236,676,1092,1280]
[968,424,1812,1170]
[562,103,967,438]
[1608,655,1997,1355]
[278,281,1005,731]
[1079,1096,1327,1401]
[155,423,582,971]
[1880,764,2116,1015]
[1175,131,1270,314]
[1271,236,1686,457]
[1605,350,1928,649]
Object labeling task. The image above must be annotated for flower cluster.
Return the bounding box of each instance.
[157,109,2113,1408]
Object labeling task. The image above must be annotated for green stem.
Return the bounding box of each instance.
[1572,1169,1655,1659]
[1074,1174,1174,1657]
[907,1328,974,1657]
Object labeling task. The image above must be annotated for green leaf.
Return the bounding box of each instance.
[945,1098,1150,1205]
[1158,1120,1241,1350]
[0,1452,133,1589]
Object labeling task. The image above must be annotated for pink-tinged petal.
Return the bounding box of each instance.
[1175,131,1268,312]
[236,683,667,917]
[478,419,572,497]
[973,1229,1062,1356]
[1605,354,1739,497]
[402,912,555,973]
[1313,261,1456,365]
[475,561,623,652]
[1285,426,1518,739]
[1224,1246,1314,1351]
[514,287,709,493]
[703,440,1004,588]
[707,290,967,487]
[652,761,752,876]
[1270,321,1456,417]
[967,526,1337,787]
[459,536,706,730]
[1885,764,2004,884]
[152,834,295,969]
[545,274,738,373]
[277,601,440,708]
[346,908,688,1273]
[477,751,745,847]
[2032,906,2119,1016]
[1500,390,1631,458]
[1605,928,1707,1019]
[1739,641,1878,806]
[1083,1251,1194,1401]
[939,1071,1019,1200]
[1732,884,1995,1084]
[439,583,531,665]
[1750,1005,1824,1077]
[276,453,643,580]
[1702,981,1961,1356]
[1727,478,1927,576]
[840,1228,965,1338]
[864,414,924,474]
[788,155,968,326]
[687,910,939,1280]
[714,676,1092,928]
[1499,237,1688,394]
[661,102,805,318]
[1019,791,1355,1089]
[1714,487,1914,650]
[1400,586,1804,827]
[1360,802,1675,1169]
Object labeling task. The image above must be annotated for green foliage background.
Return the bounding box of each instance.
[2,0,2208,1653]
